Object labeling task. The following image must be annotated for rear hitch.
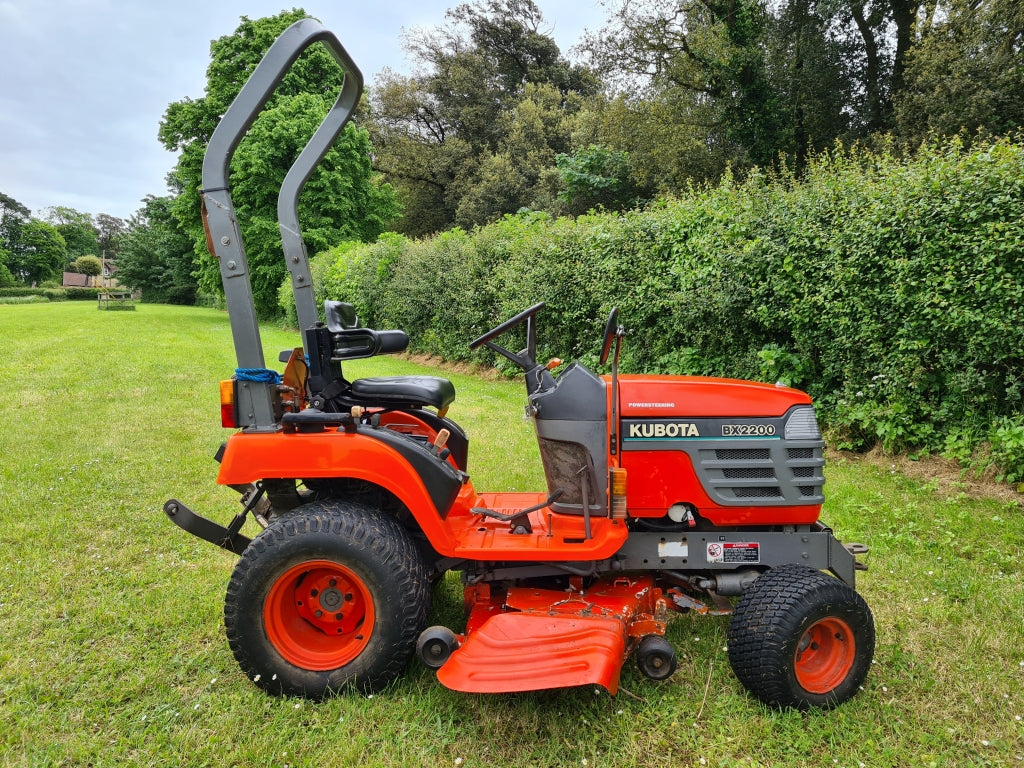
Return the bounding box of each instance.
[845,542,870,571]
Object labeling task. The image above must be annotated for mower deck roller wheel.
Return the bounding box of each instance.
[416,626,460,670]
[727,564,875,710]
[636,635,677,681]
[224,500,430,698]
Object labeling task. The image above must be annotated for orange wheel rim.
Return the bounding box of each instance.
[264,560,375,671]
[794,617,856,694]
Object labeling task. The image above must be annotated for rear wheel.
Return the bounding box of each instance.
[224,500,430,698]
[727,564,874,710]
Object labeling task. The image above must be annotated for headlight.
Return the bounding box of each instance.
[785,406,822,440]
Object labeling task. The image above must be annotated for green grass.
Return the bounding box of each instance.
[0,301,1021,767]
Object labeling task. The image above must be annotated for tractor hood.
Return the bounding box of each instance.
[617,375,812,419]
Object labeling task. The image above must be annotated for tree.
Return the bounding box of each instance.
[14,220,66,284]
[764,0,852,167]
[454,82,584,226]
[159,10,400,318]
[1,192,31,279]
[95,213,127,260]
[578,0,1018,184]
[581,0,785,174]
[555,144,638,214]
[369,0,598,234]
[43,206,99,261]
[71,255,103,285]
[894,0,1024,143]
[116,195,197,304]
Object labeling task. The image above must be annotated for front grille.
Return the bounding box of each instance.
[723,467,775,479]
[716,448,771,461]
[734,487,784,498]
[693,409,826,506]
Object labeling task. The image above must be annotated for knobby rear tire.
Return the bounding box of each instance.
[224,500,430,698]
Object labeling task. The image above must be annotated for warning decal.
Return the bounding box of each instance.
[706,542,760,564]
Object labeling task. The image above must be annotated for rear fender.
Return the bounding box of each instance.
[216,429,463,553]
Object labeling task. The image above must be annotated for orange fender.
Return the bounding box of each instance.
[216,429,462,554]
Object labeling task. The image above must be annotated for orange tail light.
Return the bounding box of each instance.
[220,379,238,428]
[610,468,627,519]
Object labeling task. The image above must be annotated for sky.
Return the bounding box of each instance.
[0,0,607,222]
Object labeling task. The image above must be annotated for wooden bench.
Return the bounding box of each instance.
[97,291,135,310]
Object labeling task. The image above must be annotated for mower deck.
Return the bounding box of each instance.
[438,576,668,694]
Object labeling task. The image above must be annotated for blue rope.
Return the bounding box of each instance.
[235,367,283,384]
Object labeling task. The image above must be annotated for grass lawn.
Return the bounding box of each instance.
[0,301,1021,767]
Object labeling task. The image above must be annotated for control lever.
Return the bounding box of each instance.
[430,429,451,461]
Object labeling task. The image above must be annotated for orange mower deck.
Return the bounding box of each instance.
[438,576,668,694]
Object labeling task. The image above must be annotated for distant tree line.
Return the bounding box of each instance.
[0,193,124,288]
[370,0,1024,235]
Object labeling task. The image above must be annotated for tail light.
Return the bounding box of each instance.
[610,468,628,519]
[220,379,238,428]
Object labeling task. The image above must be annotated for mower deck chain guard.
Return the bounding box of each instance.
[164,499,251,556]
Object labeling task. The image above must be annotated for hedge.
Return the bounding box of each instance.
[291,136,1024,480]
[0,295,49,305]
[0,287,69,301]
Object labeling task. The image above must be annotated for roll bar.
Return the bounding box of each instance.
[200,18,363,430]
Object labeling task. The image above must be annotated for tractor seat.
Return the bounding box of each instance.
[349,375,456,412]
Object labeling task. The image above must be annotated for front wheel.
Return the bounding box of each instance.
[224,500,430,698]
[726,564,875,710]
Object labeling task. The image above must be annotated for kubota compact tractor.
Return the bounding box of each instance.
[166,19,875,710]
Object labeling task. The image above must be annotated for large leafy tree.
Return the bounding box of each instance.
[43,206,99,262]
[894,0,1024,143]
[14,220,66,284]
[555,144,639,215]
[1,192,30,245]
[579,0,855,184]
[369,0,598,234]
[117,196,197,304]
[453,82,584,225]
[159,9,400,317]
[1,192,31,280]
[95,213,126,260]
[580,0,785,173]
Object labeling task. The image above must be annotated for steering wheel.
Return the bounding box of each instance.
[600,307,620,365]
[469,302,546,351]
[469,302,546,372]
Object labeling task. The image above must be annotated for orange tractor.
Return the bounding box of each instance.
[166,19,874,709]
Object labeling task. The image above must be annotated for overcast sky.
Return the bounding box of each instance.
[0,0,606,222]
